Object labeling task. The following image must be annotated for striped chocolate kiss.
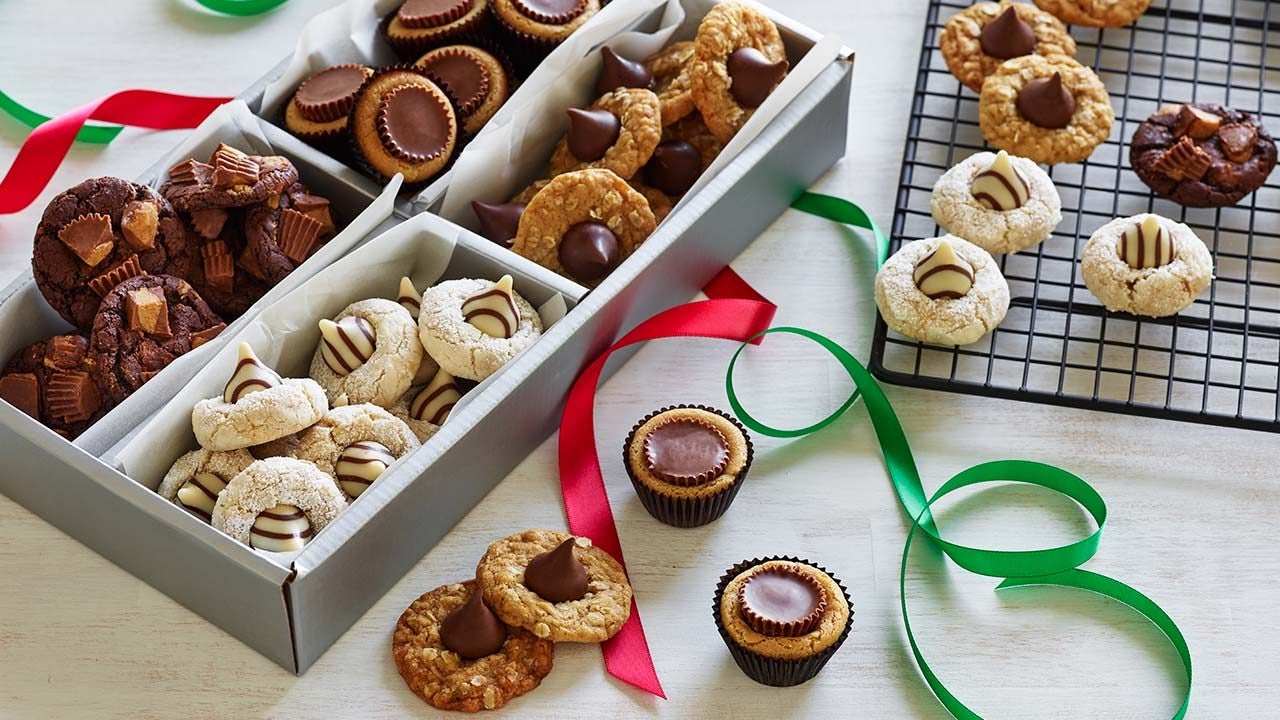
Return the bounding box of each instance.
[410,367,461,425]
[249,504,313,553]
[223,343,283,404]
[1119,215,1175,270]
[970,150,1030,211]
[398,276,422,319]
[461,275,520,339]
[175,472,228,523]
[913,239,975,300]
[319,315,377,376]
[334,441,396,498]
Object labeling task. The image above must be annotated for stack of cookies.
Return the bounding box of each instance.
[0,147,341,440]
[468,1,790,287]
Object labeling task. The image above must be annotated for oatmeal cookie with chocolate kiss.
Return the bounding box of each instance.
[978,54,1113,164]
[549,88,663,180]
[939,0,1076,93]
[689,1,789,143]
[645,40,696,125]
[1033,0,1152,28]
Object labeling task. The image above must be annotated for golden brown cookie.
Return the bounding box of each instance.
[1033,0,1151,27]
[645,40,696,125]
[510,178,550,205]
[629,181,672,224]
[476,529,632,643]
[978,54,1114,164]
[689,1,788,144]
[351,68,457,184]
[939,1,1077,93]
[549,88,662,180]
[663,111,723,168]
[393,579,555,713]
[284,65,376,143]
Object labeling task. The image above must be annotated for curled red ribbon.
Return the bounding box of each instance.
[0,89,232,215]
[557,267,776,697]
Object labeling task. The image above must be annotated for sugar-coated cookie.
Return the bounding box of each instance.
[418,275,542,382]
[309,298,424,410]
[1081,214,1212,317]
[211,456,347,553]
[192,343,328,451]
[931,150,1062,253]
[158,448,255,523]
[390,365,463,442]
[293,404,420,500]
[874,236,1010,346]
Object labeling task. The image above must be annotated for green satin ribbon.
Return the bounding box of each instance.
[0,90,122,144]
[193,0,289,15]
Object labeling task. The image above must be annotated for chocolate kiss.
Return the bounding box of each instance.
[566,108,620,162]
[524,538,589,603]
[471,200,525,248]
[558,221,620,283]
[980,7,1036,60]
[596,47,653,96]
[644,140,702,196]
[727,47,788,109]
[1016,72,1075,129]
[440,589,508,659]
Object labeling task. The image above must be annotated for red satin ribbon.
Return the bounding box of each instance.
[0,90,232,215]
[558,267,777,697]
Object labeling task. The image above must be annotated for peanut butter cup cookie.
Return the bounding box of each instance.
[294,403,420,499]
[549,88,662,180]
[383,0,491,57]
[192,343,329,451]
[416,45,512,136]
[1081,213,1213,317]
[931,150,1062,253]
[940,1,1077,93]
[978,54,1114,164]
[351,68,458,185]
[689,1,789,143]
[284,64,376,143]
[492,0,601,47]
[1034,0,1152,27]
[309,298,424,409]
[875,236,1010,346]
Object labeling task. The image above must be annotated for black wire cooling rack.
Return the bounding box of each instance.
[870,0,1280,433]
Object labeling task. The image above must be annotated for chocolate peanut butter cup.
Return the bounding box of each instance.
[285,64,376,145]
[416,45,512,135]
[350,67,459,186]
[382,0,492,58]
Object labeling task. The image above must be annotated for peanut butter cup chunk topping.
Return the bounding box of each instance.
[411,367,461,425]
[88,256,145,298]
[1016,71,1075,129]
[523,538,589,603]
[1119,215,1175,270]
[566,107,621,162]
[980,6,1036,60]
[970,150,1030,211]
[0,374,39,419]
[738,565,828,637]
[377,85,452,163]
[319,316,377,376]
[726,47,788,109]
[168,159,212,186]
[295,65,372,122]
[642,416,729,486]
[46,371,101,424]
[440,589,508,659]
[398,0,473,28]
[58,213,114,268]
[210,143,261,189]
[513,0,586,24]
[120,200,159,251]
[1152,136,1212,181]
[224,343,282,404]
[278,208,324,265]
[417,47,491,115]
[913,239,975,299]
[461,274,521,339]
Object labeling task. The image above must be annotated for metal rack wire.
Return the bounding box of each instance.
[871,0,1280,432]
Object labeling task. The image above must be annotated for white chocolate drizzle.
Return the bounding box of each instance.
[249,504,313,552]
[971,150,1030,211]
[223,343,282,403]
[319,316,376,376]
[461,275,520,339]
[176,472,227,523]
[410,368,461,425]
[398,277,422,319]
[334,441,396,498]
[913,240,975,300]
[1119,215,1175,270]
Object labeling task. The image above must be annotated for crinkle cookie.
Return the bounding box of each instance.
[393,579,554,713]
[1033,0,1152,27]
[979,54,1114,164]
[391,365,463,442]
[476,529,632,643]
[874,236,1011,346]
[293,403,419,499]
[210,456,347,553]
[512,169,656,287]
[549,88,663,181]
[192,343,329,451]
[157,448,255,523]
[939,1,1076,93]
[644,41,696,126]
[689,1,788,143]
[931,150,1061,253]
[1081,214,1213,317]
[418,275,542,382]
[309,298,424,409]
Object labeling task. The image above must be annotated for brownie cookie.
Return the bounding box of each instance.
[548,88,663,181]
[187,222,274,320]
[32,177,192,330]
[1033,0,1151,28]
[161,144,299,212]
[1130,103,1277,208]
[0,333,108,438]
[242,183,338,284]
[689,2,789,144]
[978,54,1114,164]
[351,67,458,185]
[939,1,1077,93]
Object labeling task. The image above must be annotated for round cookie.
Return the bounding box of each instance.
[0,333,107,439]
[32,177,193,331]
[350,67,458,185]
[549,88,663,180]
[210,456,348,552]
[293,404,420,499]
[157,448,256,523]
[390,365,464,442]
[1081,214,1213,317]
[416,45,512,136]
[476,529,632,643]
[939,1,1077,93]
[392,579,554,713]
[418,276,542,382]
[689,1,789,143]
[161,144,299,212]
[930,150,1062,253]
[1130,103,1277,208]
[511,169,657,287]
[661,111,723,170]
[193,343,329,451]
[874,235,1011,346]
[718,559,851,661]
[89,275,227,405]
[383,0,491,58]
[242,182,338,284]
[629,180,673,224]
[186,222,275,321]
[309,298,424,409]
[1033,0,1152,27]
[284,64,376,143]
[978,54,1114,164]
[645,40,696,126]
[491,0,601,46]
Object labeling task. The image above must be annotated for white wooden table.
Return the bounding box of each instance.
[0,1,1274,718]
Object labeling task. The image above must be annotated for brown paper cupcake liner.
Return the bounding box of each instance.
[380,2,495,61]
[623,404,753,528]
[712,556,853,687]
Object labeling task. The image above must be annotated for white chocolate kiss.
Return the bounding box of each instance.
[410,367,461,425]
[398,277,422,319]
[250,504,313,552]
[223,343,282,404]
[913,239,975,299]
[1119,215,1175,270]
[971,150,1030,211]
[319,316,376,376]
[334,441,396,498]
[176,472,227,523]
[461,275,520,339]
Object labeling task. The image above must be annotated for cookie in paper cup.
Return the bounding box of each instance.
[349,66,458,186]
[491,0,601,70]
[382,0,492,59]
[284,64,376,145]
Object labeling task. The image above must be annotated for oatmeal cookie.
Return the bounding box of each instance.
[689,1,788,143]
[874,235,1010,346]
[1081,213,1213,317]
[293,403,420,499]
[417,276,542,382]
[157,448,256,523]
[978,54,1113,164]
[930,150,1062,253]
[549,88,663,180]
[939,1,1077,92]
[1033,0,1152,27]
[309,298,424,409]
[645,41,696,125]
[210,456,347,553]
[192,343,329,451]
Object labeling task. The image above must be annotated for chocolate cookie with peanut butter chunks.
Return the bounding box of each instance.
[242,183,338,284]
[32,177,192,331]
[187,222,274,320]
[0,333,108,438]
[1130,103,1277,208]
[160,144,299,212]
[89,275,226,405]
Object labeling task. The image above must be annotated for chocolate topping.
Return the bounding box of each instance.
[376,85,451,163]
[524,538,589,603]
[0,373,40,419]
[278,208,324,265]
[597,47,653,95]
[558,221,620,283]
[58,213,115,268]
[642,417,729,485]
[980,7,1036,60]
[88,256,145,298]
[295,65,370,123]
[398,0,472,29]
[189,208,228,241]
[471,200,525,248]
[738,566,828,637]
[566,108,620,162]
[1152,136,1212,181]
[1016,72,1075,129]
[440,590,508,660]
[46,371,101,424]
[419,50,491,116]
[726,47,788,109]
[512,0,586,25]
[45,335,89,371]
[644,140,702,196]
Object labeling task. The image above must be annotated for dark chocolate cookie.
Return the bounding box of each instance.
[241,182,338,284]
[160,144,299,212]
[89,275,226,405]
[1131,103,1277,208]
[0,333,111,438]
[187,221,274,320]
[32,177,193,331]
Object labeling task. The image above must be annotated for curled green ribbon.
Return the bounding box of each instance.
[192,0,289,15]
[0,90,122,144]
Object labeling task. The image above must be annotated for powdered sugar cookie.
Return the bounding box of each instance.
[931,150,1062,253]
[1081,214,1212,317]
[158,448,255,523]
[689,2,788,143]
[548,88,663,181]
[390,365,463,442]
[874,236,1010,345]
[210,456,347,553]
[192,343,329,451]
[309,298,424,409]
[418,275,542,382]
[293,404,419,499]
